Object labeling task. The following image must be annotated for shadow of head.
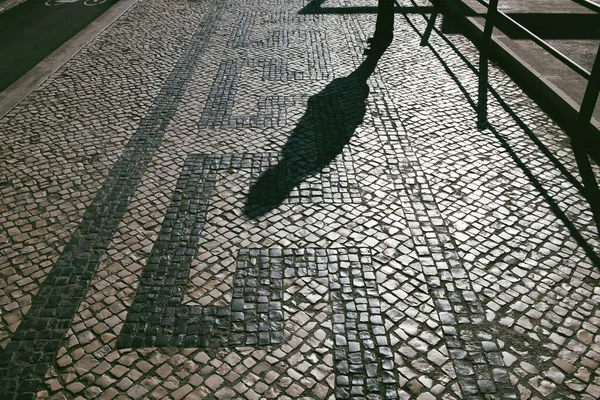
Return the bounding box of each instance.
[244,49,387,219]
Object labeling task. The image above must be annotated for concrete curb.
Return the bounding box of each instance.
[0,0,139,119]
[0,0,27,14]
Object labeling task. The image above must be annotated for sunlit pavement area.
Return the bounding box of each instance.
[1,0,600,399]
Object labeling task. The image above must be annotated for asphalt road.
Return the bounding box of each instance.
[0,0,119,92]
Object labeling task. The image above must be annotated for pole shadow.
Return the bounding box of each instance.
[244,48,388,219]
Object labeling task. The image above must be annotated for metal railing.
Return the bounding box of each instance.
[423,0,600,229]
[423,0,600,132]
[469,0,600,133]
[474,0,598,80]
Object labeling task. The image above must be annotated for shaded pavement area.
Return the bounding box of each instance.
[1,0,600,398]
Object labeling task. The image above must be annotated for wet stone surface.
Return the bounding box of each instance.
[0,0,599,398]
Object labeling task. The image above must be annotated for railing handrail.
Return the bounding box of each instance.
[420,0,600,228]
[571,0,600,14]
[471,0,598,79]
[474,0,600,15]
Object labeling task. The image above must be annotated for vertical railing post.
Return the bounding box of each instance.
[420,0,441,46]
[477,0,499,129]
[572,44,600,230]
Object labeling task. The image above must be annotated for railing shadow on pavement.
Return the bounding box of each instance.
[404,7,600,267]
[441,0,600,232]
[243,46,389,219]
[298,0,435,15]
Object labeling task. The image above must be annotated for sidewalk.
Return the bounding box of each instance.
[0,0,599,399]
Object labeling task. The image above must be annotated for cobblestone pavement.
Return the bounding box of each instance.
[1,0,600,398]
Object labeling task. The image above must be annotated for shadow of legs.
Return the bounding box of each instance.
[244,51,387,219]
[365,0,394,54]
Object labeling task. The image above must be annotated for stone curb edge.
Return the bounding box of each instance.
[0,0,140,119]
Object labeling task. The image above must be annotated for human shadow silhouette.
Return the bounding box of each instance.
[244,48,388,219]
